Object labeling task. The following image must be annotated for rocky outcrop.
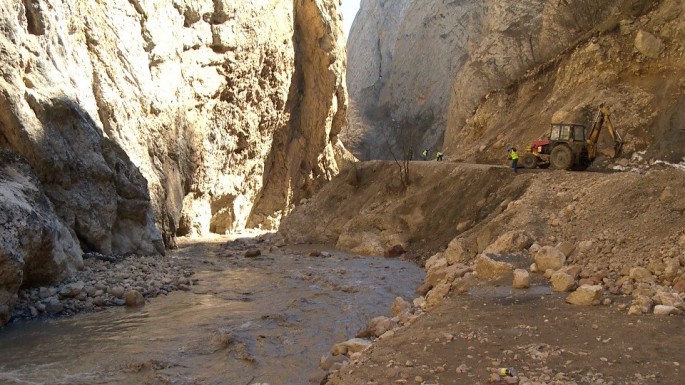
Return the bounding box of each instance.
[0,151,83,324]
[1,0,347,324]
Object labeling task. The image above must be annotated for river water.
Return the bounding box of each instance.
[0,238,424,385]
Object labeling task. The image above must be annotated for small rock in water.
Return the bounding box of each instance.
[124,290,145,307]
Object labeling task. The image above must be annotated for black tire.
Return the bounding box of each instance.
[550,145,574,170]
[522,153,539,169]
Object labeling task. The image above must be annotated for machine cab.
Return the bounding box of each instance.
[550,124,586,142]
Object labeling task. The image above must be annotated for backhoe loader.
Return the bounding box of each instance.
[521,105,623,170]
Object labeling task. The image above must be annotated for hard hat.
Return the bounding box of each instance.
[506,145,513,151]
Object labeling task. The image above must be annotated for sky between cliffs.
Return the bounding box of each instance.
[340,0,361,37]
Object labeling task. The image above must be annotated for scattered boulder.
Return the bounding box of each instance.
[635,30,665,59]
[655,290,685,310]
[474,255,513,280]
[632,295,654,314]
[653,305,681,316]
[424,253,445,271]
[512,269,530,289]
[444,238,472,265]
[533,246,566,272]
[566,285,603,306]
[556,241,576,258]
[424,281,452,309]
[483,230,533,255]
[124,290,145,307]
[391,297,412,316]
[551,271,577,292]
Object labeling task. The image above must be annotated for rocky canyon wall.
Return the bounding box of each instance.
[0,0,347,323]
[347,0,658,159]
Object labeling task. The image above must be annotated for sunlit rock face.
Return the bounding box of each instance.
[347,0,654,158]
[0,0,347,318]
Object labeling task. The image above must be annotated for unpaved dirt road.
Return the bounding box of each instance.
[325,275,685,385]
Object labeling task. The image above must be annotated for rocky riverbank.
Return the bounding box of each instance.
[8,254,196,324]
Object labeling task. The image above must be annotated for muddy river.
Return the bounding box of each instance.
[0,238,424,385]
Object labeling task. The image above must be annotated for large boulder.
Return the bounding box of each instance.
[512,269,531,289]
[1,152,83,325]
[484,230,533,255]
[474,254,513,280]
[551,271,577,292]
[533,246,566,272]
[444,238,473,265]
[566,285,603,306]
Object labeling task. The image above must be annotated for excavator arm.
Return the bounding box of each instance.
[586,105,623,160]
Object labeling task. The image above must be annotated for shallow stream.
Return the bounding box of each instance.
[0,239,424,385]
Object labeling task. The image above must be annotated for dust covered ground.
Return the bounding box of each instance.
[323,276,685,385]
[279,160,685,385]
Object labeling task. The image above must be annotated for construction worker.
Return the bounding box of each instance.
[422,149,428,161]
[508,146,519,173]
[435,151,443,161]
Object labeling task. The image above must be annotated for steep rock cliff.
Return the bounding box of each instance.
[347,0,658,159]
[448,0,685,164]
[0,0,347,322]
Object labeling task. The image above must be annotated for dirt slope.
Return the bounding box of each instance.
[281,161,685,271]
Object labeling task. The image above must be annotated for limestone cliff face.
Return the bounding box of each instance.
[0,0,347,321]
[347,0,656,159]
[349,0,549,158]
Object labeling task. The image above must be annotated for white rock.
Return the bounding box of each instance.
[653,305,681,316]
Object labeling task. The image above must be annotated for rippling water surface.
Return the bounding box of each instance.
[0,239,424,385]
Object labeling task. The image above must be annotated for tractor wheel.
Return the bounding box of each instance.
[550,145,574,170]
[522,153,539,169]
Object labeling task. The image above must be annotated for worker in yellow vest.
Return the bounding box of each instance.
[508,146,519,173]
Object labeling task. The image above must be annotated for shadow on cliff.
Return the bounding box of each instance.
[0,94,164,257]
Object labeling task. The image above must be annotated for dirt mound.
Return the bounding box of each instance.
[280,161,530,257]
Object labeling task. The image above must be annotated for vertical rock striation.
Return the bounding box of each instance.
[0,0,347,323]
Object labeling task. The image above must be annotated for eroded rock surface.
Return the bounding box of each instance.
[1,0,348,324]
[0,151,83,324]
